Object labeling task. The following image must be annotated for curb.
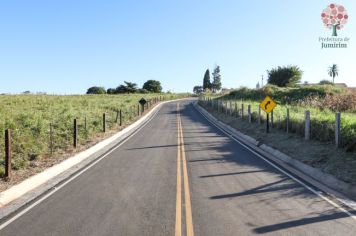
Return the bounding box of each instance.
[0,98,187,220]
[194,103,356,209]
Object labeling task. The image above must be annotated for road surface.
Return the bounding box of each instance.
[0,100,355,235]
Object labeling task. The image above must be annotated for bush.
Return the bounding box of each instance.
[86,87,106,94]
[228,85,344,105]
[298,93,356,112]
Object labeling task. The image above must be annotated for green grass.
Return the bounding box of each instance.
[203,97,356,151]
[0,93,188,174]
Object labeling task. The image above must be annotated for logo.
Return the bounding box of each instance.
[319,3,350,49]
[321,3,348,37]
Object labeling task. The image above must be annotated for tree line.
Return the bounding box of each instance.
[194,65,222,94]
[87,80,162,94]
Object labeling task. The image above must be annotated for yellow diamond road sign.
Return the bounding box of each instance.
[260,96,277,114]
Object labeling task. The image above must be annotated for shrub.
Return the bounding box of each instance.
[228,85,344,105]
[86,87,106,94]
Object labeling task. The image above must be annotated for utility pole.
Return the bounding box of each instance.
[261,75,264,87]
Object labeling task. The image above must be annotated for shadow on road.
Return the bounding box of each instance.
[177,102,356,234]
[253,210,356,234]
[200,170,266,178]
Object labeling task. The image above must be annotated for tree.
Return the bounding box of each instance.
[267,66,302,87]
[203,69,211,91]
[193,86,203,94]
[86,86,106,94]
[256,82,260,89]
[107,88,116,94]
[211,66,222,92]
[321,4,348,37]
[328,64,338,83]
[142,80,162,93]
[124,81,138,93]
[115,81,138,94]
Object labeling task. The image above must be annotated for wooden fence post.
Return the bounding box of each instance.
[84,116,87,131]
[73,119,78,148]
[271,110,274,128]
[286,108,290,133]
[50,123,54,155]
[235,102,238,118]
[115,110,119,123]
[248,105,252,123]
[5,129,12,178]
[225,101,228,116]
[241,104,244,119]
[230,101,234,116]
[103,113,106,133]
[120,110,122,126]
[335,113,341,148]
[305,110,310,140]
[258,106,261,124]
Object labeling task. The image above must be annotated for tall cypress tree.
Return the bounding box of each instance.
[203,69,211,91]
[212,66,222,93]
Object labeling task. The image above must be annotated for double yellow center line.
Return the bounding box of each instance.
[175,103,194,236]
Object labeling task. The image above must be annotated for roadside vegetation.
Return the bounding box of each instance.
[0,93,187,178]
[197,64,356,153]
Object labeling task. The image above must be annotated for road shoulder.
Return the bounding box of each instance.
[194,102,356,210]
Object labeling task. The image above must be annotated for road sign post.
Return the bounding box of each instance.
[139,98,147,114]
[259,96,277,134]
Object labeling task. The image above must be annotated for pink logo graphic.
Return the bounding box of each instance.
[321,3,348,36]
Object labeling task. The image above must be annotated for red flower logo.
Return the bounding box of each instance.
[321,3,348,36]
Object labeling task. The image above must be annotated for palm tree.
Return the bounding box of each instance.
[124,81,138,93]
[328,64,339,83]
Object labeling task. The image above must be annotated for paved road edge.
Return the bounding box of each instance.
[194,102,356,210]
[0,98,189,220]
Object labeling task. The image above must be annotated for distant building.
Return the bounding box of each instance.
[302,82,348,88]
[334,83,348,88]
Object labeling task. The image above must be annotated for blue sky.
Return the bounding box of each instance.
[0,0,355,94]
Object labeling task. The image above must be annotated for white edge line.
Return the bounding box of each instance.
[194,104,356,221]
[0,105,162,231]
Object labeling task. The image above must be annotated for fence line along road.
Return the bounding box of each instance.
[199,96,349,151]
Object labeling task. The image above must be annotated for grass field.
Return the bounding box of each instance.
[0,93,187,176]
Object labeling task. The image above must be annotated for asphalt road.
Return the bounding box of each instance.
[1,100,356,236]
